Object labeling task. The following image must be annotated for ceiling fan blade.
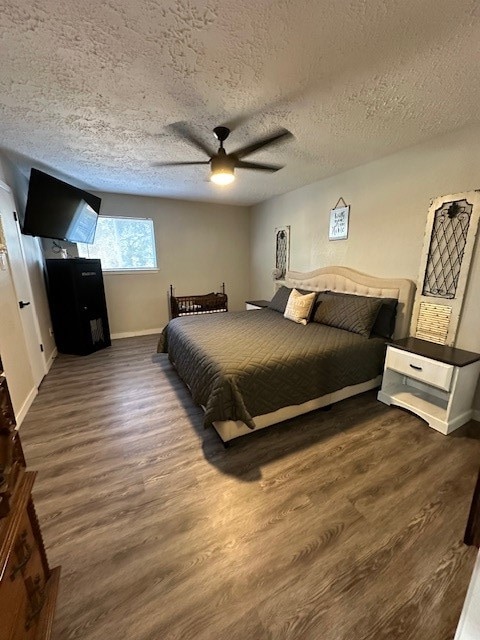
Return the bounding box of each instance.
[152,161,210,167]
[233,129,293,159]
[166,122,214,157]
[235,160,283,172]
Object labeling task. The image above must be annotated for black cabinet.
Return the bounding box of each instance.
[45,258,111,355]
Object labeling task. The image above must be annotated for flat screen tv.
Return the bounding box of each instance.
[22,168,101,244]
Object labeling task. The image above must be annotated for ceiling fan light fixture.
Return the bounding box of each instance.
[210,151,235,185]
[210,168,235,185]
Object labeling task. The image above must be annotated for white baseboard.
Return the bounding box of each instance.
[111,328,163,340]
[15,386,38,428]
[45,347,58,374]
[473,409,480,422]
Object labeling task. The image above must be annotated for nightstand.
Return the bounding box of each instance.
[245,299,270,310]
[378,337,480,434]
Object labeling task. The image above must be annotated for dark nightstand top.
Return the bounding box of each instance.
[388,337,480,367]
[245,300,270,308]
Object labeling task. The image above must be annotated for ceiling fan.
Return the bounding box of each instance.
[153,123,293,185]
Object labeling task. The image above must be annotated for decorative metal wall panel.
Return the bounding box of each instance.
[422,199,472,299]
[411,191,480,346]
[274,226,290,280]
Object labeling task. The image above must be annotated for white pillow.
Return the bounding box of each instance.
[284,289,316,325]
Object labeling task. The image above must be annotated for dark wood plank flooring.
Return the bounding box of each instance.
[19,336,480,640]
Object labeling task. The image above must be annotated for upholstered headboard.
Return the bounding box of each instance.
[285,266,416,339]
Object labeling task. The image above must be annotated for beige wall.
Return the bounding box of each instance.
[94,193,251,335]
[250,123,480,405]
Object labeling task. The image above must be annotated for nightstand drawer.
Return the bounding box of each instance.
[386,347,454,391]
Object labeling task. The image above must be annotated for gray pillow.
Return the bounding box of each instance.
[313,292,397,338]
[268,286,318,314]
[313,292,383,337]
[371,297,398,338]
[268,286,292,313]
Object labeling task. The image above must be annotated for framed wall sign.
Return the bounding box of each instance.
[329,205,349,240]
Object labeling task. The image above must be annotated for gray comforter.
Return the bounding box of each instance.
[157,309,386,429]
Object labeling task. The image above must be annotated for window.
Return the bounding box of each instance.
[78,216,157,271]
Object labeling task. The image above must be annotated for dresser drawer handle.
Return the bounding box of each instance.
[10,530,33,580]
[409,364,423,371]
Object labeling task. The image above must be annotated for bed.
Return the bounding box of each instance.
[158,267,416,443]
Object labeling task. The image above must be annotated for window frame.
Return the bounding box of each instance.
[77,215,158,274]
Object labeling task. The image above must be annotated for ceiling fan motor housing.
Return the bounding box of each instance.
[211,150,236,173]
[213,126,231,144]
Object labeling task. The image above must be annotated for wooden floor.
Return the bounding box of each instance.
[19,336,480,640]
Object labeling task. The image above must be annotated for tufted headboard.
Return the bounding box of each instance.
[285,266,416,340]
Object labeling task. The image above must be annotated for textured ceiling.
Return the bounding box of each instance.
[1,0,479,205]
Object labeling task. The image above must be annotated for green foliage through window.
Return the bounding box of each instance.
[78,217,157,271]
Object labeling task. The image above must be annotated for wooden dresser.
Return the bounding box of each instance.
[0,362,60,640]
